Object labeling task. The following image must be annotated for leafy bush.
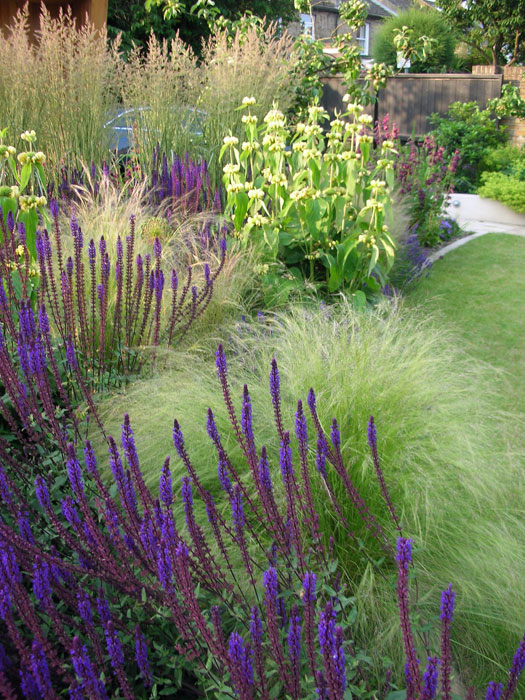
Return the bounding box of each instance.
[477,143,525,213]
[372,7,456,73]
[222,100,397,298]
[428,102,506,192]
[478,171,525,212]
[99,300,525,691]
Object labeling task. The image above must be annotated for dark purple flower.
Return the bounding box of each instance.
[231,484,245,532]
[218,452,233,496]
[67,444,84,497]
[35,476,51,510]
[330,418,341,451]
[30,640,51,696]
[241,385,254,447]
[157,540,173,590]
[302,571,317,603]
[396,537,413,572]
[32,558,52,608]
[440,583,455,622]
[160,456,173,507]
[367,415,377,450]
[486,682,503,700]
[135,625,153,687]
[422,656,440,700]
[65,336,78,369]
[279,431,293,479]
[316,433,327,476]
[228,632,253,696]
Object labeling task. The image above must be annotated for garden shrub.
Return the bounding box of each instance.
[372,7,456,73]
[429,102,506,193]
[222,99,397,299]
[98,300,525,692]
[476,143,525,213]
[478,171,525,213]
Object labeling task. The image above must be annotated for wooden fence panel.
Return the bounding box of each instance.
[321,73,503,139]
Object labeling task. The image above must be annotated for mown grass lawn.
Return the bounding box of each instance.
[408,233,525,417]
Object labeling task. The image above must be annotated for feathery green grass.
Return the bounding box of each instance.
[93,298,525,693]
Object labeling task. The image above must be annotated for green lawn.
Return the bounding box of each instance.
[409,233,525,417]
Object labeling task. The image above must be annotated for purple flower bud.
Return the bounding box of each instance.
[32,558,52,608]
[30,640,52,695]
[396,537,413,572]
[135,625,153,688]
[38,305,50,335]
[241,385,254,446]
[35,476,51,510]
[295,400,308,447]
[83,441,97,476]
[104,619,124,670]
[172,419,185,458]
[263,567,278,601]
[17,510,34,544]
[269,358,280,408]
[67,443,84,497]
[367,415,377,450]
[96,590,111,624]
[20,668,39,699]
[318,600,336,654]
[307,388,316,415]
[422,656,440,700]
[217,451,232,495]
[77,590,93,626]
[302,571,317,603]
[61,496,81,528]
[279,431,293,479]
[206,408,222,448]
[157,540,172,590]
[66,336,78,369]
[140,511,157,559]
[215,343,227,381]
[486,682,503,700]
[258,446,273,494]
[228,632,253,692]
[49,199,59,218]
[331,418,341,451]
[181,476,193,520]
[231,484,244,532]
[171,269,178,291]
[250,606,262,645]
[316,433,327,476]
[5,211,14,233]
[88,239,96,266]
[154,237,162,260]
[160,457,173,507]
[440,583,455,622]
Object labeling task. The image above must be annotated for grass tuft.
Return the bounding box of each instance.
[94,298,525,691]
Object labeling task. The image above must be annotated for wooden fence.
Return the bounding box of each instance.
[321,73,503,139]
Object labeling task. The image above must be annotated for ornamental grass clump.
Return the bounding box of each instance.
[0,338,524,698]
[223,98,397,297]
[100,300,525,691]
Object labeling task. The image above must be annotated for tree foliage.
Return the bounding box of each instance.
[437,0,525,67]
[108,0,298,55]
[372,8,456,74]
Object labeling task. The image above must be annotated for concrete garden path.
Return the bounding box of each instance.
[430,194,525,263]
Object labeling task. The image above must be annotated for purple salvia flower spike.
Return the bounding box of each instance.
[422,657,440,700]
[486,682,503,700]
[160,456,173,507]
[30,640,52,696]
[135,625,153,688]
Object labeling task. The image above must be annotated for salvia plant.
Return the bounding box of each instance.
[0,339,524,698]
[0,202,226,393]
[53,147,223,223]
[222,98,397,297]
[374,115,460,248]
